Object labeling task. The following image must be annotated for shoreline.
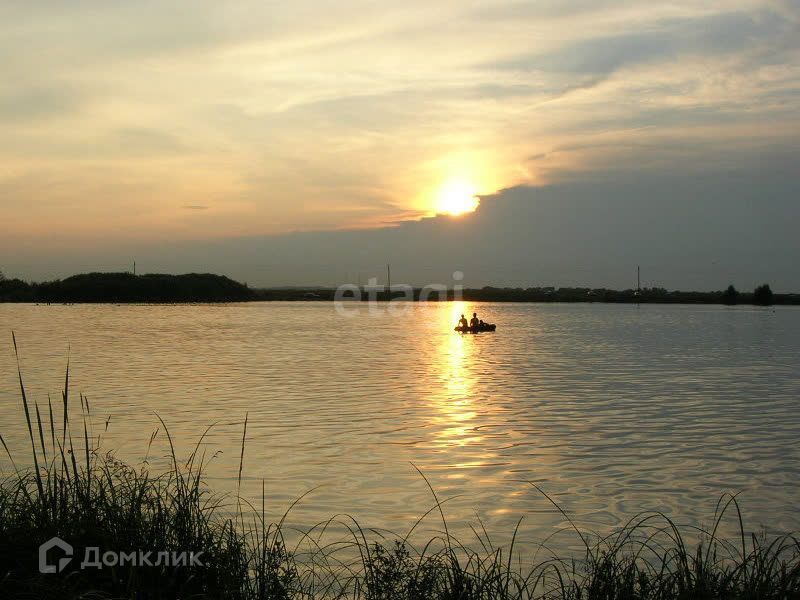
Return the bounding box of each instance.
[3,296,799,306]
[2,272,797,305]
[4,295,797,306]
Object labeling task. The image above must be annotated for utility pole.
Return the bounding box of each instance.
[387,264,391,296]
[133,260,136,276]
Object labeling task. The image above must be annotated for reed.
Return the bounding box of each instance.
[1,340,799,599]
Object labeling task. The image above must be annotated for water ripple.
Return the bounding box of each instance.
[1,302,799,551]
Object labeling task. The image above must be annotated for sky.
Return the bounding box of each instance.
[2,0,799,290]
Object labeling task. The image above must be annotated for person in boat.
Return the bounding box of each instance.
[457,314,468,330]
[470,312,480,329]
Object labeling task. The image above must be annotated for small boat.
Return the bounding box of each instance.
[454,324,496,333]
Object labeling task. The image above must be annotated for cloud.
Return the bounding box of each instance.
[0,82,88,122]
[491,10,792,75]
[177,160,800,291]
[110,128,188,155]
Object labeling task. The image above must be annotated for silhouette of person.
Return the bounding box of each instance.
[470,312,479,329]
[458,314,468,329]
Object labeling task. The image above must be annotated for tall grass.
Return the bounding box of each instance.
[1,338,799,599]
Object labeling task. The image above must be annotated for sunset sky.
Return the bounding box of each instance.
[2,1,799,289]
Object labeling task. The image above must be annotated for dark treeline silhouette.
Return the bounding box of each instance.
[1,272,796,304]
[722,284,740,305]
[753,283,774,306]
[0,272,255,303]
[257,285,796,305]
[461,285,792,305]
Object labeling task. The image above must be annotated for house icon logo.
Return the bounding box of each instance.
[39,537,73,573]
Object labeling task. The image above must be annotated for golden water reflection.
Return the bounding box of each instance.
[429,302,483,452]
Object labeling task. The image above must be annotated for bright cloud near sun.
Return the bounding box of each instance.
[1,0,799,253]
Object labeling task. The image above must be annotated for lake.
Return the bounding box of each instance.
[1,301,799,554]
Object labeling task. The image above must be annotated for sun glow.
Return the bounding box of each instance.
[436,179,480,216]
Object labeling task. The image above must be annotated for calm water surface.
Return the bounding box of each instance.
[1,302,799,553]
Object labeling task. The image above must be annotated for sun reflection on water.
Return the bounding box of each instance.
[430,302,483,451]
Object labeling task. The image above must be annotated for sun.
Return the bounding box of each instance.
[436,179,480,216]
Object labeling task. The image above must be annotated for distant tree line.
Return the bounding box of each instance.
[721,283,774,306]
[0,271,795,304]
[461,284,787,305]
[254,284,793,304]
[0,272,255,303]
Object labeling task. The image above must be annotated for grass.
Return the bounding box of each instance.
[1,337,799,599]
